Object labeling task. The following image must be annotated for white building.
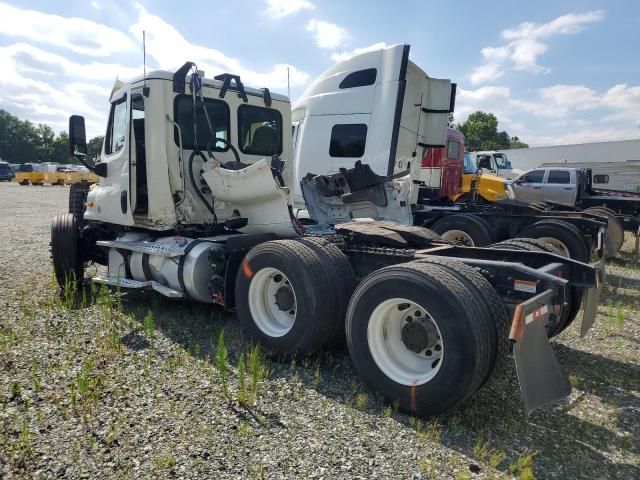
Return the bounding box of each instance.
[496,139,640,172]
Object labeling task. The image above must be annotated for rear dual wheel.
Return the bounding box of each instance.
[584,207,624,255]
[346,261,500,417]
[430,214,494,247]
[491,238,583,337]
[235,239,355,357]
[517,219,590,263]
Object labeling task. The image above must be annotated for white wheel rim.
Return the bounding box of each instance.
[441,229,475,246]
[537,237,570,257]
[248,267,297,337]
[367,298,444,386]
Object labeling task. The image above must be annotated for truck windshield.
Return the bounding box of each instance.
[494,153,512,169]
[463,153,476,174]
[0,163,10,172]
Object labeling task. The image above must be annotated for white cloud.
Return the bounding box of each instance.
[130,4,309,89]
[0,2,134,57]
[526,127,640,147]
[468,11,604,85]
[306,19,348,49]
[265,0,314,19]
[331,42,387,62]
[456,82,640,146]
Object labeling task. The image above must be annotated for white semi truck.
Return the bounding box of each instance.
[52,44,603,418]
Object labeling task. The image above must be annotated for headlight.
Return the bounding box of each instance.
[506,184,515,199]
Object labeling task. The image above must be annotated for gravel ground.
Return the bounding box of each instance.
[0,181,638,479]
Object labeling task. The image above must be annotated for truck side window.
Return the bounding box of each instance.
[547,170,570,184]
[593,174,609,184]
[174,95,230,151]
[330,124,367,157]
[522,170,544,183]
[339,68,377,89]
[238,104,283,156]
[447,140,460,159]
[105,97,127,155]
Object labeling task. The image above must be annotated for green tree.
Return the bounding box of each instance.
[509,136,529,149]
[87,136,104,161]
[456,111,528,151]
[0,109,103,164]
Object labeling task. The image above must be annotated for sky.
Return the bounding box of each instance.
[0,0,639,146]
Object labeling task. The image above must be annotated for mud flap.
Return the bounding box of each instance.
[580,258,605,337]
[510,289,571,418]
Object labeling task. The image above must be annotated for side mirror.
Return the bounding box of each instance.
[69,115,87,157]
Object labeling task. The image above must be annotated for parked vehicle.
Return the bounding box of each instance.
[473,151,523,180]
[509,167,640,234]
[0,161,13,181]
[539,160,640,194]
[53,44,603,418]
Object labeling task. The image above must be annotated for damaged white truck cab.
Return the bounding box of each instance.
[54,44,604,419]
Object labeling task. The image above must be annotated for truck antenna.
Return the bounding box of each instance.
[143,30,149,97]
[287,66,290,100]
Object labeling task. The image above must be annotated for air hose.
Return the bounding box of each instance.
[188,149,217,225]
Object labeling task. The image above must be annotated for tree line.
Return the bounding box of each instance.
[454,111,529,151]
[0,109,103,164]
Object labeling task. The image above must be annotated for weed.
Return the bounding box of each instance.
[69,357,102,425]
[382,404,393,418]
[312,360,321,388]
[143,310,155,340]
[237,353,247,405]
[19,418,33,457]
[509,451,537,480]
[614,304,625,330]
[353,392,368,411]
[489,449,507,469]
[247,345,267,405]
[417,419,442,444]
[154,452,177,472]
[237,421,252,437]
[214,331,230,400]
[10,381,21,400]
[418,457,438,479]
[31,360,41,394]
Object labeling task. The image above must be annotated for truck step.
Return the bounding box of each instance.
[92,276,185,299]
[96,240,185,257]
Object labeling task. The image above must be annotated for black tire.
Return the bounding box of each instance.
[517,219,590,263]
[51,213,84,290]
[298,237,357,344]
[417,258,509,385]
[69,181,90,220]
[491,238,582,337]
[430,214,494,247]
[493,238,560,254]
[584,207,624,255]
[235,240,335,357]
[345,261,495,417]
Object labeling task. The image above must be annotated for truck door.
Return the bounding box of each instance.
[88,91,135,226]
[512,169,545,203]
[542,169,576,206]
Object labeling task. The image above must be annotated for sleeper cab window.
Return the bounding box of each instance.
[173,95,230,151]
[330,124,368,158]
[238,104,283,156]
[339,68,377,89]
[447,140,460,159]
[105,97,128,155]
